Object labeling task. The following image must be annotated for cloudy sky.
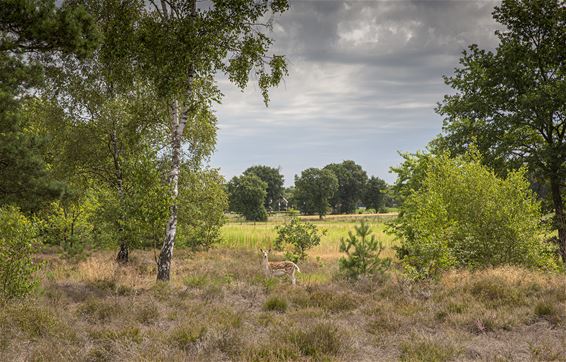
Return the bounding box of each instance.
[210,0,502,185]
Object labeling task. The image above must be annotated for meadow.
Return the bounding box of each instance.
[1,215,566,361]
[220,213,398,260]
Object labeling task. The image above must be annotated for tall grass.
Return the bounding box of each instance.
[220,220,398,259]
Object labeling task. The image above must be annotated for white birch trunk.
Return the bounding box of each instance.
[156,0,196,282]
[157,100,182,280]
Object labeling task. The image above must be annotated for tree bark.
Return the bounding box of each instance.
[110,129,128,264]
[157,100,182,281]
[156,0,196,282]
[550,174,566,264]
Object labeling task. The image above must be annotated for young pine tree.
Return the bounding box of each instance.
[339,221,390,279]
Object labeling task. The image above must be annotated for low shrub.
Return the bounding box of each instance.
[274,216,325,261]
[77,298,123,323]
[287,322,345,359]
[263,295,288,313]
[290,287,357,313]
[169,324,207,350]
[0,205,40,299]
[135,301,160,324]
[534,300,563,325]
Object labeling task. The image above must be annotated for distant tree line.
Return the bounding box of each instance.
[227,161,395,221]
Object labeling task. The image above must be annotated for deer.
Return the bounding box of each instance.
[260,248,301,285]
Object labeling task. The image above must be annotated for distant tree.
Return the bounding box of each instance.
[244,165,284,211]
[283,186,296,210]
[324,161,368,214]
[436,0,566,263]
[294,168,338,219]
[228,174,268,222]
[363,176,388,212]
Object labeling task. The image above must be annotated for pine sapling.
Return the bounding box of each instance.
[339,221,390,279]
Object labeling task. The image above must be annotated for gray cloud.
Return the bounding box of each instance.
[210,0,502,185]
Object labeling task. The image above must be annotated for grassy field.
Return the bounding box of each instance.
[220,214,398,260]
[1,217,566,361]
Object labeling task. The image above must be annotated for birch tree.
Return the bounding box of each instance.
[139,0,288,281]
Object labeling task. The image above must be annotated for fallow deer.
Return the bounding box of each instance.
[260,248,301,285]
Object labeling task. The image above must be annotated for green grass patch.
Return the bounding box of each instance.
[264,295,288,313]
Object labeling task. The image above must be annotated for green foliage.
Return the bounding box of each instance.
[0,0,100,55]
[391,151,560,279]
[122,150,170,249]
[228,174,268,221]
[274,216,325,261]
[390,150,435,205]
[363,176,388,213]
[0,65,63,213]
[294,168,338,218]
[138,0,288,104]
[436,0,566,260]
[177,167,228,251]
[39,1,167,260]
[0,0,99,212]
[37,191,98,255]
[0,205,39,299]
[243,165,284,211]
[339,221,390,279]
[324,160,368,214]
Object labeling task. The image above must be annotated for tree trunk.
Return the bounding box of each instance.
[156,0,195,282]
[111,129,128,264]
[157,100,182,281]
[550,175,566,264]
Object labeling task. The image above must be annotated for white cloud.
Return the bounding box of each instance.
[210,0,502,185]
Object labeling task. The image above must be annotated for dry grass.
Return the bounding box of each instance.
[1,251,565,361]
[2,230,566,361]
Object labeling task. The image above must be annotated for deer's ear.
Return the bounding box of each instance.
[268,248,272,253]
[259,248,263,253]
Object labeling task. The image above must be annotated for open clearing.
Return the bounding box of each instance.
[2,218,566,361]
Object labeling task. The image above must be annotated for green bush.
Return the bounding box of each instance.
[36,195,97,255]
[274,216,325,261]
[339,221,390,279]
[0,205,40,299]
[177,168,228,251]
[391,151,559,279]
